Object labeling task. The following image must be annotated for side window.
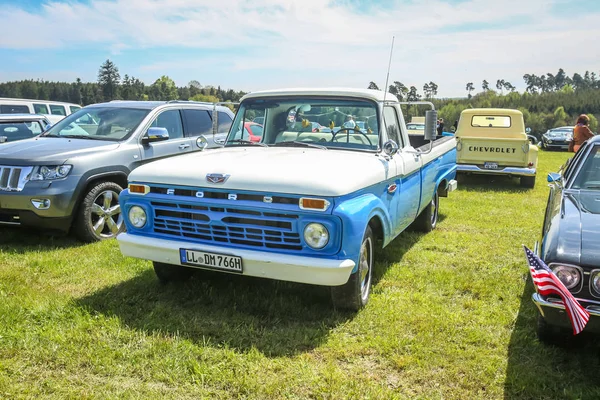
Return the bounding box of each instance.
[217,112,233,134]
[182,109,212,137]
[33,104,49,114]
[69,106,81,114]
[383,106,404,147]
[50,105,66,116]
[149,109,184,140]
[564,143,588,183]
[1,104,30,114]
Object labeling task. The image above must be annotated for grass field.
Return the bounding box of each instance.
[1,149,599,399]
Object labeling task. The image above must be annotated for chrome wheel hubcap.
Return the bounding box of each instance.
[359,237,373,301]
[90,190,122,238]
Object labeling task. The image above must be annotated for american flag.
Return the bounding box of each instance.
[524,246,589,335]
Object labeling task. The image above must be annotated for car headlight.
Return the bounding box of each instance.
[591,271,600,296]
[30,165,72,181]
[303,223,329,249]
[128,206,147,228]
[550,264,581,290]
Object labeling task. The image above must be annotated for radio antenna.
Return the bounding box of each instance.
[383,36,395,102]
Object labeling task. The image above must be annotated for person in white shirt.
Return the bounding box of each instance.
[343,115,356,129]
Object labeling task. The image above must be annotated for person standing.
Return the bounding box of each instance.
[437,118,444,135]
[572,114,594,152]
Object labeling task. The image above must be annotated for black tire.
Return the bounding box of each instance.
[73,181,125,242]
[331,225,374,311]
[412,190,439,232]
[536,314,569,346]
[153,262,194,284]
[520,175,536,189]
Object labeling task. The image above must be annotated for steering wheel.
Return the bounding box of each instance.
[330,127,373,146]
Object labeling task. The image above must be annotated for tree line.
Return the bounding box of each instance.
[0,59,247,106]
[369,68,600,134]
[1,60,599,135]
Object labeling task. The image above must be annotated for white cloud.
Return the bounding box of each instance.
[0,0,599,96]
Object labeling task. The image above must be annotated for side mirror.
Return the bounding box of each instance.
[424,110,437,141]
[196,135,208,150]
[383,140,399,156]
[43,124,53,132]
[142,127,169,144]
[547,172,561,183]
[525,127,532,134]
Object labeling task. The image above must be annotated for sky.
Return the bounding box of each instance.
[1,0,599,98]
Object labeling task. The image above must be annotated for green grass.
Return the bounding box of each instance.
[2,149,599,399]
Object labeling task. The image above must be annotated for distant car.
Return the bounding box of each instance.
[406,122,425,135]
[534,135,600,343]
[242,122,264,142]
[0,98,82,124]
[0,114,51,143]
[540,127,573,150]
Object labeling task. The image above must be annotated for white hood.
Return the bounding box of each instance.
[130,147,393,197]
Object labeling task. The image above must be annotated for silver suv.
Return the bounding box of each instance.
[0,100,234,242]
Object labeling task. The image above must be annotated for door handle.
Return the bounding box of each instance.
[179,144,190,150]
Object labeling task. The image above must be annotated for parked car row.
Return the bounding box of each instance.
[2,89,599,342]
[0,97,82,124]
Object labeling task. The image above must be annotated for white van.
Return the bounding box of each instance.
[0,98,82,124]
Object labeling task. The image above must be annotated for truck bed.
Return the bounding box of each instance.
[408,134,455,151]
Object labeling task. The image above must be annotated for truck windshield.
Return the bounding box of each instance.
[42,107,150,141]
[226,97,379,151]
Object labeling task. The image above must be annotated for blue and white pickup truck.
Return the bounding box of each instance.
[117,88,457,310]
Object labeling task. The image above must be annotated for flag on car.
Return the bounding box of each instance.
[524,246,589,335]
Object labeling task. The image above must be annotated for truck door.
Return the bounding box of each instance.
[383,105,422,235]
[139,109,193,162]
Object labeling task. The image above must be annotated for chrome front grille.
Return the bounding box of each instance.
[0,166,33,191]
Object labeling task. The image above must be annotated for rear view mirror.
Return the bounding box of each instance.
[547,173,561,183]
[142,127,169,144]
[424,110,437,141]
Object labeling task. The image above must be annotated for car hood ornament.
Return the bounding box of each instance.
[206,173,230,184]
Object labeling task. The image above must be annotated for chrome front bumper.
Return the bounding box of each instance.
[532,293,600,332]
[457,164,536,176]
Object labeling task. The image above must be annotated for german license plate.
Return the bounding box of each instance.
[483,162,499,170]
[179,248,243,273]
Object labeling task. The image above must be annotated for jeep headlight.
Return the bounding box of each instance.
[31,165,72,181]
[550,264,581,290]
[303,223,329,249]
[128,206,147,228]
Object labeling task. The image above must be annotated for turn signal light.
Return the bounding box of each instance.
[129,184,149,195]
[299,197,330,211]
[528,162,534,168]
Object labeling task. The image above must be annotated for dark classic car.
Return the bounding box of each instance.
[540,126,573,151]
[534,135,600,342]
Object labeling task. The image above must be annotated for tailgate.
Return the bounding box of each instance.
[457,137,530,167]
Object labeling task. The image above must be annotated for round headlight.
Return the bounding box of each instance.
[128,206,147,228]
[592,273,600,294]
[303,223,329,249]
[552,265,580,289]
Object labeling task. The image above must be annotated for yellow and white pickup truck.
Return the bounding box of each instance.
[455,108,538,188]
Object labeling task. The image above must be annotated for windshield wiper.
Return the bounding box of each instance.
[272,141,327,150]
[226,139,268,147]
[62,135,108,140]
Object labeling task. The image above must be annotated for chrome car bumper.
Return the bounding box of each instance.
[532,293,600,332]
[118,233,356,286]
[457,164,536,176]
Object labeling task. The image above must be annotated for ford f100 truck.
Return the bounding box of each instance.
[455,108,538,188]
[117,88,458,310]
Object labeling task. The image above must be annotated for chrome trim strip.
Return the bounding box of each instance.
[457,164,536,176]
